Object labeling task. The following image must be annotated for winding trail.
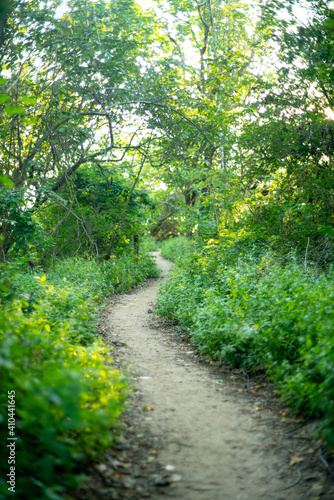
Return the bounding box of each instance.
[107,251,308,500]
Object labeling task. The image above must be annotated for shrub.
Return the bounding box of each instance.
[101,253,159,293]
[156,237,334,448]
[140,236,160,252]
[0,250,159,498]
[0,306,126,499]
[160,236,195,263]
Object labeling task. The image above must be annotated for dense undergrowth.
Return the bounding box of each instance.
[158,237,334,449]
[0,252,159,500]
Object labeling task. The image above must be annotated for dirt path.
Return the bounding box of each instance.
[105,251,325,500]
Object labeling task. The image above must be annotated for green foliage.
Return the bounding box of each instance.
[0,306,126,500]
[146,0,334,264]
[2,252,159,342]
[0,250,158,499]
[32,165,156,261]
[140,236,160,252]
[0,175,13,187]
[0,0,156,261]
[101,253,160,293]
[1,0,334,481]
[157,237,334,448]
[160,236,194,263]
[0,187,49,257]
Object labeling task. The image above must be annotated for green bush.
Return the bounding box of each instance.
[0,250,159,498]
[0,306,126,499]
[140,236,160,252]
[157,237,334,448]
[101,253,159,293]
[1,253,159,346]
[160,236,195,263]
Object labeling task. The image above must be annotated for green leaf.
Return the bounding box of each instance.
[0,94,10,103]
[21,116,38,125]
[0,175,14,187]
[0,77,6,85]
[21,96,37,105]
[5,104,25,115]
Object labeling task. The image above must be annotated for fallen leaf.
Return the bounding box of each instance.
[256,407,263,411]
[119,462,132,469]
[143,405,154,411]
[289,456,304,466]
[310,483,324,492]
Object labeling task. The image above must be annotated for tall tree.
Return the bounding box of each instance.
[0,0,155,259]
[139,0,266,238]
[231,0,334,256]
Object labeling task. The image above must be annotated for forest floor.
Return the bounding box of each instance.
[76,251,334,500]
